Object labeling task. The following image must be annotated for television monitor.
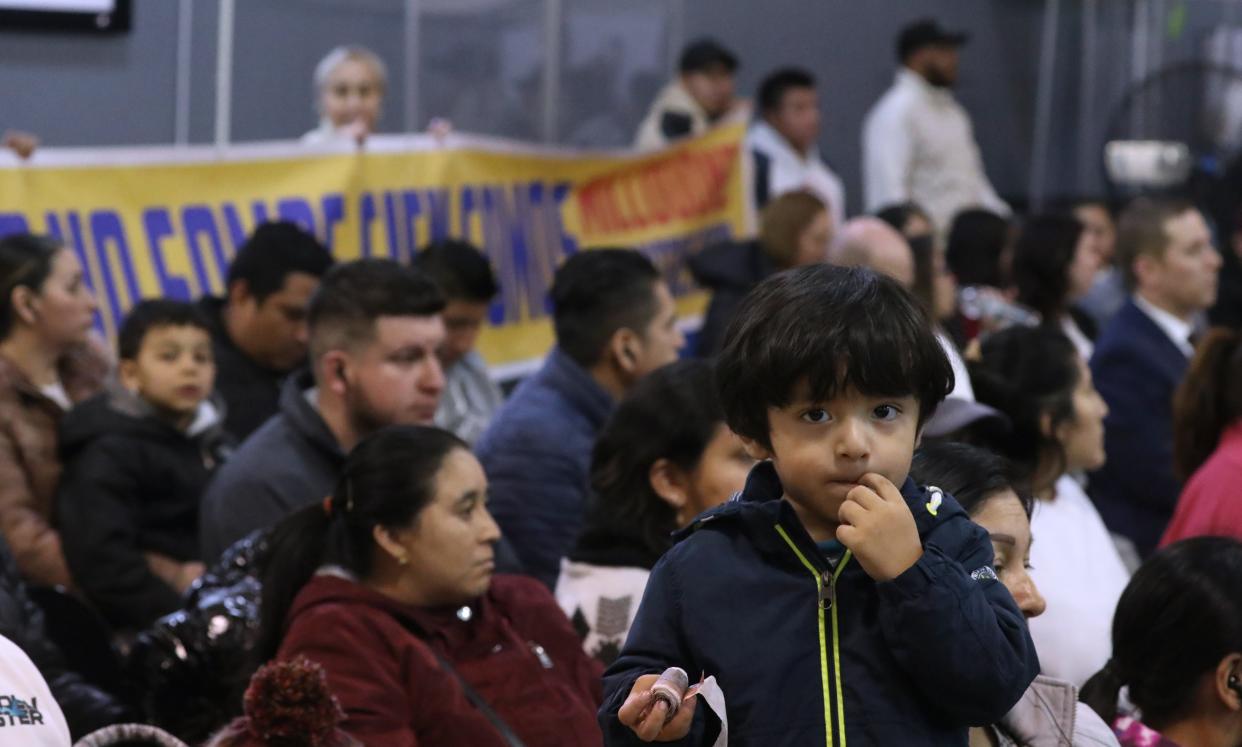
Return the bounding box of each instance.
[0,0,130,33]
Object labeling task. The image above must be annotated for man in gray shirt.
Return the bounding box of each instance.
[416,239,505,445]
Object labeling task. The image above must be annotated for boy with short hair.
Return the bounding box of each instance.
[57,300,230,631]
[601,265,1039,745]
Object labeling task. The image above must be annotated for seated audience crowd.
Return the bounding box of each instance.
[7,17,1242,747]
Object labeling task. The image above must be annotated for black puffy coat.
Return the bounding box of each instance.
[56,388,232,630]
[128,531,267,744]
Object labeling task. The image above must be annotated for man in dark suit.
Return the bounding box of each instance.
[1090,198,1222,557]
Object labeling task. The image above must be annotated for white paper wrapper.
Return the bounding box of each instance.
[686,676,727,747]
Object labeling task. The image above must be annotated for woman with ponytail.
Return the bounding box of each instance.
[971,325,1130,688]
[255,425,602,746]
[1160,329,1242,546]
[0,233,105,587]
[1081,537,1242,746]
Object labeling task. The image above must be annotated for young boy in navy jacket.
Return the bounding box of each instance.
[600,265,1040,745]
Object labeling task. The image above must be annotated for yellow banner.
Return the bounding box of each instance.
[0,125,751,368]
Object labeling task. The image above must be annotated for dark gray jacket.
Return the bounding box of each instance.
[198,371,343,564]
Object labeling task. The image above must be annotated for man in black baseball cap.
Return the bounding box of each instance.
[635,37,742,149]
[679,38,738,76]
[862,17,1010,231]
[897,18,969,87]
[898,19,969,61]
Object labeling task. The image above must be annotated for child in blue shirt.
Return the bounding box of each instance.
[600,265,1039,745]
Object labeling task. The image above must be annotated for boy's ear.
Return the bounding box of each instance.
[738,434,773,462]
[118,358,140,393]
[649,458,689,510]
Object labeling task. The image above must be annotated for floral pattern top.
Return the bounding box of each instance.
[1113,716,1180,747]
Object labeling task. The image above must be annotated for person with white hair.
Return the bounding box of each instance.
[302,46,388,146]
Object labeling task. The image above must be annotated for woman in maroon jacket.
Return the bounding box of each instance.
[254,425,604,746]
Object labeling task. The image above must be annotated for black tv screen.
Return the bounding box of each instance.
[0,0,130,33]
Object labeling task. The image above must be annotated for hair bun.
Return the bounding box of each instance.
[967,362,1026,418]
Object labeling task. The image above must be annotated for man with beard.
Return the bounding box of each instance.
[862,19,1009,232]
[198,259,446,563]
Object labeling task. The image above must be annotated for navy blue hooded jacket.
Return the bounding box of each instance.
[477,347,614,588]
[599,461,1039,746]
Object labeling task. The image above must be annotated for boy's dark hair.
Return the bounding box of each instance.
[414,239,499,303]
[678,38,738,75]
[227,221,334,304]
[758,67,815,114]
[118,299,213,361]
[717,265,953,450]
[582,359,725,563]
[307,259,445,363]
[910,441,1033,519]
[550,249,661,368]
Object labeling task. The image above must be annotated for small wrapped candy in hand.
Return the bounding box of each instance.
[649,667,689,721]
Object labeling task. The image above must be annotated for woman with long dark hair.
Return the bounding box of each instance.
[1160,329,1242,546]
[255,425,602,745]
[971,326,1130,687]
[555,359,752,664]
[1012,213,1102,360]
[1082,537,1242,746]
[0,233,104,588]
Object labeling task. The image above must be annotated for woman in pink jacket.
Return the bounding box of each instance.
[1161,328,1242,547]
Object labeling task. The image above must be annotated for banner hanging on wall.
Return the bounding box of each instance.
[0,124,751,369]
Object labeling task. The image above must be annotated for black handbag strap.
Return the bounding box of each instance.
[427,646,527,747]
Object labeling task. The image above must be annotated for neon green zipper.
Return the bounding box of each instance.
[775,525,852,747]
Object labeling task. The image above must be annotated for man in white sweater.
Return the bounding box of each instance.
[748,67,847,230]
[862,18,1009,232]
